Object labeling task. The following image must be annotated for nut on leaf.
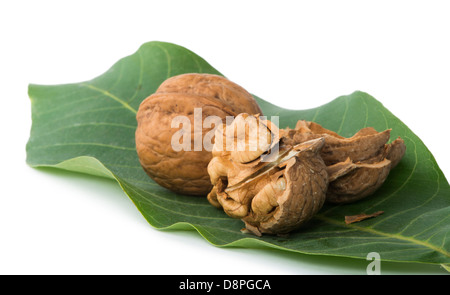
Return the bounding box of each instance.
[135,74,263,196]
[207,114,328,236]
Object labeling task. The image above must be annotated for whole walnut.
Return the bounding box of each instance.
[135,73,262,196]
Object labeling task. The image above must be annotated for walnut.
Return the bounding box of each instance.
[282,120,406,203]
[207,115,406,235]
[135,74,262,196]
[207,114,328,236]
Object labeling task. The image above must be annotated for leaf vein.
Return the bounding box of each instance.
[80,83,137,114]
[316,215,450,258]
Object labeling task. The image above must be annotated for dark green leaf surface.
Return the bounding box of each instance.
[27,41,450,268]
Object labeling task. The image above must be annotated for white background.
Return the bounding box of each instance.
[1,0,449,275]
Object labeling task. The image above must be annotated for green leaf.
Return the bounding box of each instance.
[27,41,450,268]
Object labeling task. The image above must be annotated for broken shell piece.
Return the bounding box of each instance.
[291,121,393,165]
[345,211,384,224]
[326,158,392,203]
[284,120,406,204]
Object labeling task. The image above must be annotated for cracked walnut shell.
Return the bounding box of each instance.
[207,114,328,236]
[282,120,406,203]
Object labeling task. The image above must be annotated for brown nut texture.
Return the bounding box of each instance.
[135,73,263,196]
[207,114,328,236]
[282,120,406,203]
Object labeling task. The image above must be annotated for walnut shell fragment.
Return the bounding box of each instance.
[282,120,406,203]
[207,114,328,236]
[135,73,262,196]
[345,211,384,224]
